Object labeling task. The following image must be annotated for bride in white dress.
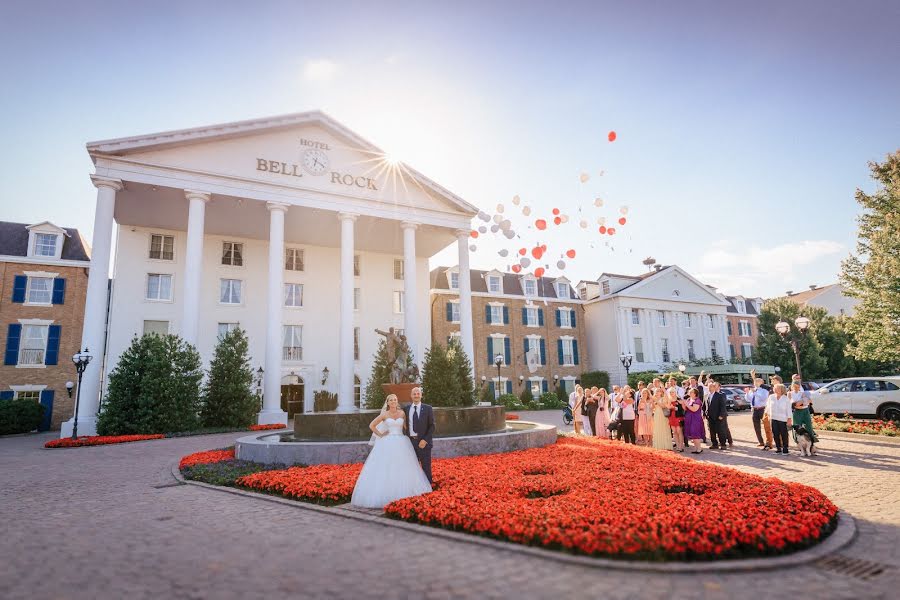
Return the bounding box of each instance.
[350,394,433,508]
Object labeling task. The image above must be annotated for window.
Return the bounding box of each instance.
[354,327,360,360]
[556,282,568,298]
[221,242,243,266]
[685,313,693,328]
[672,289,681,297]
[523,279,537,296]
[284,283,304,308]
[220,279,242,304]
[687,339,696,361]
[143,320,169,336]
[33,233,57,257]
[661,338,670,363]
[353,254,360,277]
[736,300,745,313]
[393,290,404,314]
[727,321,733,335]
[282,325,302,361]
[488,275,502,293]
[353,288,361,310]
[26,277,52,304]
[707,314,714,328]
[525,307,540,327]
[880,381,899,391]
[18,325,48,365]
[393,259,404,280]
[448,331,461,345]
[631,309,640,325]
[741,343,752,359]
[602,280,611,295]
[14,390,40,402]
[149,234,174,260]
[285,248,304,271]
[710,340,718,359]
[739,320,751,337]
[217,322,239,339]
[354,375,361,407]
[146,274,173,301]
[490,305,504,324]
[634,337,644,362]
[449,302,460,323]
[729,344,736,359]
[449,272,459,289]
[658,311,668,326]
[559,308,572,328]
[526,337,541,356]
[561,339,575,365]
[488,336,508,365]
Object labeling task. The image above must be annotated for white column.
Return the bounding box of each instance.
[60,175,122,437]
[337,213,357,413]
[719,315,729,361]
[259,202,289,425]
[401,222,419,364]
[456,230,475,377]
[181,190,210,346]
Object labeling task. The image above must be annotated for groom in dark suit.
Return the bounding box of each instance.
[404,387,435,484]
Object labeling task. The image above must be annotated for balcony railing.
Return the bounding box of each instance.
[19,349,45,365]
[282,347,303,361]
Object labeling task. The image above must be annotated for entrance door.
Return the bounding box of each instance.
[281,383,305,420]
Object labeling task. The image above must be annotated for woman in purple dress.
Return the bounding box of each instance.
[682,387,705,454]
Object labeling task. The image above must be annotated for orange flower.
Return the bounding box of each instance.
[45,434,164,448]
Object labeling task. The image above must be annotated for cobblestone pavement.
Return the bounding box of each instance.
[1,414,897,600]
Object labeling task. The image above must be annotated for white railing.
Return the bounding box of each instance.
[19,349,45,365]
[282,347,302,361]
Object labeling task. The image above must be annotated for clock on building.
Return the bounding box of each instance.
[302,148,329,175]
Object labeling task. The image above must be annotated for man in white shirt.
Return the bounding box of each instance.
[764,383,793,455]
[746,373,773,449]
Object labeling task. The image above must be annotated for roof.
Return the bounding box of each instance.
[607,266,672,295]
[430,267,580,300]
[781,284,840,305]
[723,295,760,316]
[0,222,90,261]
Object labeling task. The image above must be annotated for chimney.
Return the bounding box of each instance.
[809,284,817,290]
[786,291,793,296]
[653,264,662,272]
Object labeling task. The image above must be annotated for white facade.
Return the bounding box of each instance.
[583,266,730,385]
[785,284,859,318]
[61,111,477,436]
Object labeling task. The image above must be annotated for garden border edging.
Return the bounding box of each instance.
[171,462,856,573]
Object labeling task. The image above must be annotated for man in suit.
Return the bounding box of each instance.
[404,387,435,484]
[706,380,729,450]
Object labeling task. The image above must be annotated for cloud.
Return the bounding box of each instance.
[696,239,845,297]
[302,59,338,82]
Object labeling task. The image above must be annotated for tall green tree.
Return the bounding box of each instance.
[840,150,900,366]
[448,338,475,407]
[421,342,463,407]
[200,328,257,428]
[755,299,828,379]
[364,339,392,409]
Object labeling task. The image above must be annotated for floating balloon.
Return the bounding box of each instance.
[490,224,500,233]
[580,173,590,183]
[493,214,502,224]
[618,217,627,225]
[503,230,515,239]
[469,244,477,251]
[496,204,505,213]
[556,260,566,270]
[534,267,545,278]
[553,217,562,225]
[552,208,560,215]
[500,219,511,231]
[596,216,606,225]
[541,244,547,251]
[599,226,607,234]
[566,249,576,259]
[512,264,522,273]
[519,248,527,255]
[470,230,478,238]
[598,169,606,176]
[607,227,616,235]
[522,206,532,216]
[608,131,617,142]
[512,195,521,205]
[579,220,588,228]
[535,219,547,230]
[478,211,491,221]
[531,246,543,260]
[594,197,604,207]
[560,214,569,223]
[498,249,509,257]
[478,225,487,234]
[520,257,531,268]
[620,206,629,215]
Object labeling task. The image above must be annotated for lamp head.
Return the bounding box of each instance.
[775,321,790,335]
[494,354,504,366]
[794,316,810,331]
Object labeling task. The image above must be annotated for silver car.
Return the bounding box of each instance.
[813,377,900,421]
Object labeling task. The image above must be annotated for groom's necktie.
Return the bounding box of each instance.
[413,405,420,435]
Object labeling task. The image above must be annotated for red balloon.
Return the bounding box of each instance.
[552,208,560,215]
[470,230,479,238]
[531,246,544,260]
[618,217,626,225]
[535,219,547,230]
[541,244,547,251]
[534,267,545,278]
[553,217,562,225]
[598,226,607,234]
[608,227,617,235]
[519,248,527,256]
[512,264,522,273]
[566,249,576,259]
[608,130,617,142]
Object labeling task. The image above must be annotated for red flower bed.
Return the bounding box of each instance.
[236,464,363,505]
[45,434,164,448]
[179,448,236,469]
[248,424,287,431]
[385,437,838,561]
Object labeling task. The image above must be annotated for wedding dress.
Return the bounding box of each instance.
[350,416,433,508]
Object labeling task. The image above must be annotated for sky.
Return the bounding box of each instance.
[1,0,897,299]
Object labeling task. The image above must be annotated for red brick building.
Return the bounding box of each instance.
[723,295,762,361]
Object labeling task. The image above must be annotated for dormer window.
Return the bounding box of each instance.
[601,280,611,295]
[523,278,537,297]
[555,282,568,298]
[736,300,745,313]
[487,275,502,294]
[449,271,459,290]
[33,233,58,257]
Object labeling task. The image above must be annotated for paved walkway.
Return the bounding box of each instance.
[1,414,897,599]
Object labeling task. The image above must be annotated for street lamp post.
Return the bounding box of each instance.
[775,316,811,380]
[255,366,264,411]
[494,354,504,402]
[619,352,633,383]
[678,363,686,376]
[70,348,93,439]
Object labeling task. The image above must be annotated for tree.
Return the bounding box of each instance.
[98,334,203,435]
[421,342,463,407]
[755,299,828,379]
[200,328,257,428]
[519,384,534,406]
[448,339,475,407]
[364,339,392,409]
[840,150,900,366]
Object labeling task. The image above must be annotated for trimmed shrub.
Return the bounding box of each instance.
[0,399,45,435]
[200,327,257,428]
[519,385,534,406]
[540,392,565,409]
[499,393,526,410]
[479,383,495,404]
[580,371,610,390]
[314,390,338,412]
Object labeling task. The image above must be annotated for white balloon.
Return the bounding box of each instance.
[478,211,491,221]
[556,260,566,269]
[579,220,588,228]
[496,204,505,213]
[469,244,477,252]
[522,206,532,216]
[597,216,606,225]
[493,214,502,224]
[520,257,531,268]
[512,195,521,205]
[504,230,516,239]
[620,206,629,215]
[560,214,569,224]
[498,249,509,257]
[478,225,487,234]
[490,224,500,233]
[594,197,604,207]
[500,219,511,231]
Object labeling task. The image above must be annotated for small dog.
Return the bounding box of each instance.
[793,424,815,457]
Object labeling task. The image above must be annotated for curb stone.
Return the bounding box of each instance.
[171,462,857,573]
[814,430,900,445]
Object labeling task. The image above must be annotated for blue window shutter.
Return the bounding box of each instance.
[523,339,529,358]
[504,337,511,365]
[487,338,493,365]
[539,338,546,365]
[5,324,22,365]
[488,381,495,397]
[38,390,54,431]
[12,275,27,303]
[555,309,561,327]
[571,310,576,328]
[52,278,66,305]
[573,340,580,365]
[727,321,732,335]
[485,305,490,323]
[538,308,544,326]
[446,302,452,322]
[748,322,752,336]
[741,344,747,359]
[45,325,61,365]
[0,391,14,400]
[542,380,548,393]
[506,380,512,394]
[503,306,509,324]
[557,339,563,364]
[521,307,527,324]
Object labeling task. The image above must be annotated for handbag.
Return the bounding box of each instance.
[662,406,672,417]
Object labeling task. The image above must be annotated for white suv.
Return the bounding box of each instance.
[813,377,900,421]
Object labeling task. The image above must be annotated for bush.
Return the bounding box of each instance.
[580,371,610,390]
[313,390,338,412]
[200,327,257,428]
[97,334,203,435]
[499,393,526,411]
[181,460,286,486]
[556,384,569,405]
[540,392,565,409]
[0,399,45,435]
[479,383,495,404]
[627,370,665,389]
[519,386,534,406]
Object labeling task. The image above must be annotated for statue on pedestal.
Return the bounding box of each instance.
[375,327,418,385]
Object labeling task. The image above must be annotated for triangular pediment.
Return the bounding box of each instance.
[615,266,727,306]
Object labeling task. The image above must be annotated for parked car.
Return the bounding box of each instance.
[813,377,900,421]
[721,387,751,411]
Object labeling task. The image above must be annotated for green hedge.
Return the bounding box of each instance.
[0,399,45,435]
[539,392,565,409]
[499,393,526,410]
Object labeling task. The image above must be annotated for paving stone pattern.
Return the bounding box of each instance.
[1,412,897,599]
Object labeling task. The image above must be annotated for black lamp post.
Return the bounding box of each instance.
[255,366,264,410]
[494,353,504,402]
[619,352,633,381]
[775,316,811,380]
[71,348,93,439]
